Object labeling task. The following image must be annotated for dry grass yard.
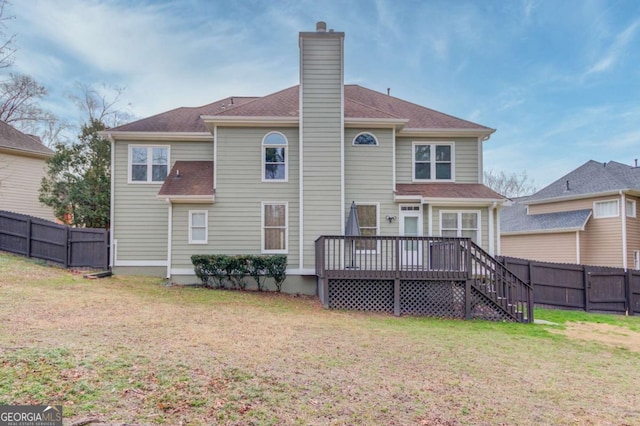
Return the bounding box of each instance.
[1,253,639,425]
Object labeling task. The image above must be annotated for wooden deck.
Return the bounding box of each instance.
[315,235,534,323]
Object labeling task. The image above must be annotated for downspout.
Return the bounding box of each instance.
[621,191,628,270]
[107,133,115,269]
[496,205,502,255]
[166,199,172,279]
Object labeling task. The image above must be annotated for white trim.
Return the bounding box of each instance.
[114,260,168,267]
[155,195,215,203]
[201,116,299,127]
[428,204,433,236]
[496,206,502,255]
[411,141,455,182]
[108,133,115,268]
[351,132,379,146]
[299,37,305,270]
[593,199,619,219]
[167,202,172,278]
[439,209,482,246]
[525,190,640,205]
[392,127,396,191]
[128,144,170,184]
[576,231,581,264]
[340,37,345,237]
[621,193,628,270]
[188,210,208,244]
[104,131,212,142]
[488,203,495,256]
[262,131,289,183]
[261,201,288,254]
[634,250,640,270]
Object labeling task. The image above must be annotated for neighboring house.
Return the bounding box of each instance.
[501,160,640,269]
[104,22,506,294]
[0,121,56,221]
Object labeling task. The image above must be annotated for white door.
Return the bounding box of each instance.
[399,205,423,268]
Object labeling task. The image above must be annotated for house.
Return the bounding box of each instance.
[501,160,640,269]
[104,22,509,297]
[0,120,56,221]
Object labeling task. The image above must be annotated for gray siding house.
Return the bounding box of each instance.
[105,22,506,294]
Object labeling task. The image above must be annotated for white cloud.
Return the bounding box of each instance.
[584,18,640,76]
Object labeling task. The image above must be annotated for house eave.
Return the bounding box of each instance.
[200,116,299,128]
[156,195,216,204]
[525,189,640,205]
[102,131,213,141]
[0,146,54,159]
[397,127,496,139]
[394,194,505,206]
[501,227,584,236]
[344,117,408,129]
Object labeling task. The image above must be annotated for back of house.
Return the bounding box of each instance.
[105,22,505,293]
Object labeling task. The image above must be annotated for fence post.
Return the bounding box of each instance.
[625,269,632,316]
[64,227,70,268]
[25,218,32,258]
[528,260,534,287]
[583,266,590,312]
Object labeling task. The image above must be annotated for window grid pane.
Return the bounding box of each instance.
[627,200,635,217]
[595,201,618,218]
[263,204,287,251]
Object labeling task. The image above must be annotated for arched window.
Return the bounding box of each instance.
[262,132,287,181]
[352,132,378,146]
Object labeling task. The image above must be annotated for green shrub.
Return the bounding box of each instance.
[191,254,287,292]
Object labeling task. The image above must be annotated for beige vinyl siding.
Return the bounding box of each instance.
[626,196,640,269]
[345,128,396,235]
[580,215,622,267]
[430,206,489,251]
[528,195,616,215]
[301,34,343,268]
[501,232,577,264]
[113,140,213,261]
[395,137,479,184]
[0,152,56,221]
[171,127,301,270]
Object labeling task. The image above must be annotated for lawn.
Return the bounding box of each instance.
[1,253,639,425]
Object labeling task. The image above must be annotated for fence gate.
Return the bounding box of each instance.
[588,271,627,313]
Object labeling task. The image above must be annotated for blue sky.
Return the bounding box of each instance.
[8,0,640,188]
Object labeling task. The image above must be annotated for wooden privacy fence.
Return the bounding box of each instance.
[0,211,109,269]
[497,256,640,315]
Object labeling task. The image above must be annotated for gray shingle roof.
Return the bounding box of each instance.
[0,120,54,157]
[501,198,592,233]
[526,160,640,203]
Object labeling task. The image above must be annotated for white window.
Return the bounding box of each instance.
[413,142,454,181]
[262,202,287,253]
[355,203,379,251]
[189,210,208,244]
[352,132,378,146]
[129,145,169,183]
[593,200,619,218]
[440,210,480,243]
[262,132,287,181]
[626,199,636,218]
[635,250,640,270]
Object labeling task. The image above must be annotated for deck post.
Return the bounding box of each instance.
[465,279,472,320]
[394,278,400,316]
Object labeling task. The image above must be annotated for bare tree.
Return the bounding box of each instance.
[0,0,15,70]
[0,73,47,124]
[68,82,133,128]
[484,169,537,198]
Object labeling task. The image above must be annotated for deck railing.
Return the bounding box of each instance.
[315,235,534,323]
